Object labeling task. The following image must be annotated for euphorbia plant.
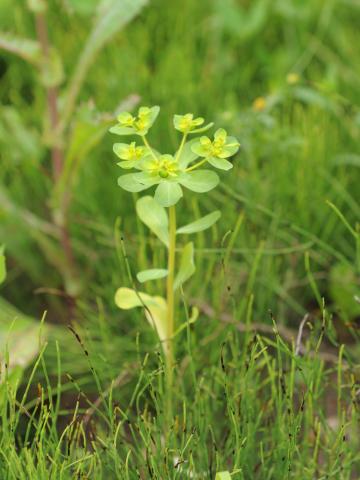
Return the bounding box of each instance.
[110,106,239,391]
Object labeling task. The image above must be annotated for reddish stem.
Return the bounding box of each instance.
[35,12,76,289]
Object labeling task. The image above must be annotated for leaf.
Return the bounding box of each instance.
[174,242,195,290]
[177,210,221,235]
[114,287,168,355]
[109,125,136,136]
[190,122,214,134]
[329,263,360,320]
[136,196,169,246]
[0,33,41,64]
[0,298,50,404]
[0,246,6,285]
[66,0,99,15]
[154,182,183,207]
[215,473,232,480]
[38,47,64,88]
[118,173,153,192]
[207,157,233,170]
[177,139,200,169]
[137,269,168,283]
[178,170,219,193]
[61,0,148,129]
[173,307,199,337]
[293,86,338,114]
[53,104,111,209]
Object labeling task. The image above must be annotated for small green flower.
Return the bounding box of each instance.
[191,128,240,170]
[117,112,135,127]
[143,154,179,179]
[113,142,149,169]
[173,113,214,134]
[110,105,160,136]
[111,107,239,206]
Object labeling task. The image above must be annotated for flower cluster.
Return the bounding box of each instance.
[110,107,240,207]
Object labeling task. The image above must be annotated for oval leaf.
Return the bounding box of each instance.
[215,473,232,480]
[154,182,183,207]
[207,157,233,171]
[114,287,168,356]
[136,196,169,246]
[177,210,221,235]
[178,170,219,193]
[137,268,168,283]
[118,173,152,192]
[174,242,195,290]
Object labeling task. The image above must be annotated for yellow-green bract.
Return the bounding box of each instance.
[110,105,240,207]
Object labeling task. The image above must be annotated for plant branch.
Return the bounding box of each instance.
[35,10,76,292]
[141,135,158,161]
[35,12,62,181]
[185,157,207,172]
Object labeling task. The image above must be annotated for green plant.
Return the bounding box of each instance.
[111,106,239,395]
[0,0,146,296]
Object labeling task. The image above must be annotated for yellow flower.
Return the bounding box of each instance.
[286,72,300,85]
[252,97,266,112]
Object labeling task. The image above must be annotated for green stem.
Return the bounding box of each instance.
[185,157,207,172]
[175,132,187,163]
[166,205,176,413]
[142,135,158,161]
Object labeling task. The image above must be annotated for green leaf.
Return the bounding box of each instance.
[137,269,168,283]
[117,160,138,169]
[114,287,168,355]
[173,307,199,337]
[190,122,214,134]
[174,242,195,290]
[177,139,200,169]
[39,47,64,88]
[329,263,360,320]
[215,472,232,480]
[154,182,183,207]
[0,246,6,285]
[0,33,41,64]
[177,210,221,235]
[118,173,153,192]
[207,157,233,170]
[178,170,219,193]
[61,0,148,129]
[136,196,169,246]
[109,125,136,136]
[0,297,52,405]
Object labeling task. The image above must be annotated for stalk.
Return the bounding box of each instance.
[34,9,77,295]
[166,205,176,414]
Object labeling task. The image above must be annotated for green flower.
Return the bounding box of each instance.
[173,113,214,134]
[109,105,160,136]
[142,154,179,179]
[113,142,149,169]
[110,107,239,207]
[191,128,240,170]
[117,153,219,207]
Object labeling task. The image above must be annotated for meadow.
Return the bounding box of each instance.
[0,0,360,478]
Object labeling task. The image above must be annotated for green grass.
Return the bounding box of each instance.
[0,0,360,478]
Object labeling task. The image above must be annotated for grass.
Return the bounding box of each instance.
[0,0,360,478]
[1,305,360,479]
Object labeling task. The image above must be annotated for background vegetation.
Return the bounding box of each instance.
[0,0,359,478]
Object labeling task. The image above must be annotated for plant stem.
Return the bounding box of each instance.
[141,135,158,160]
[185,157,207,172]
[35,10,77,294]
[166,205,176,412]
[175,132,187,163]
